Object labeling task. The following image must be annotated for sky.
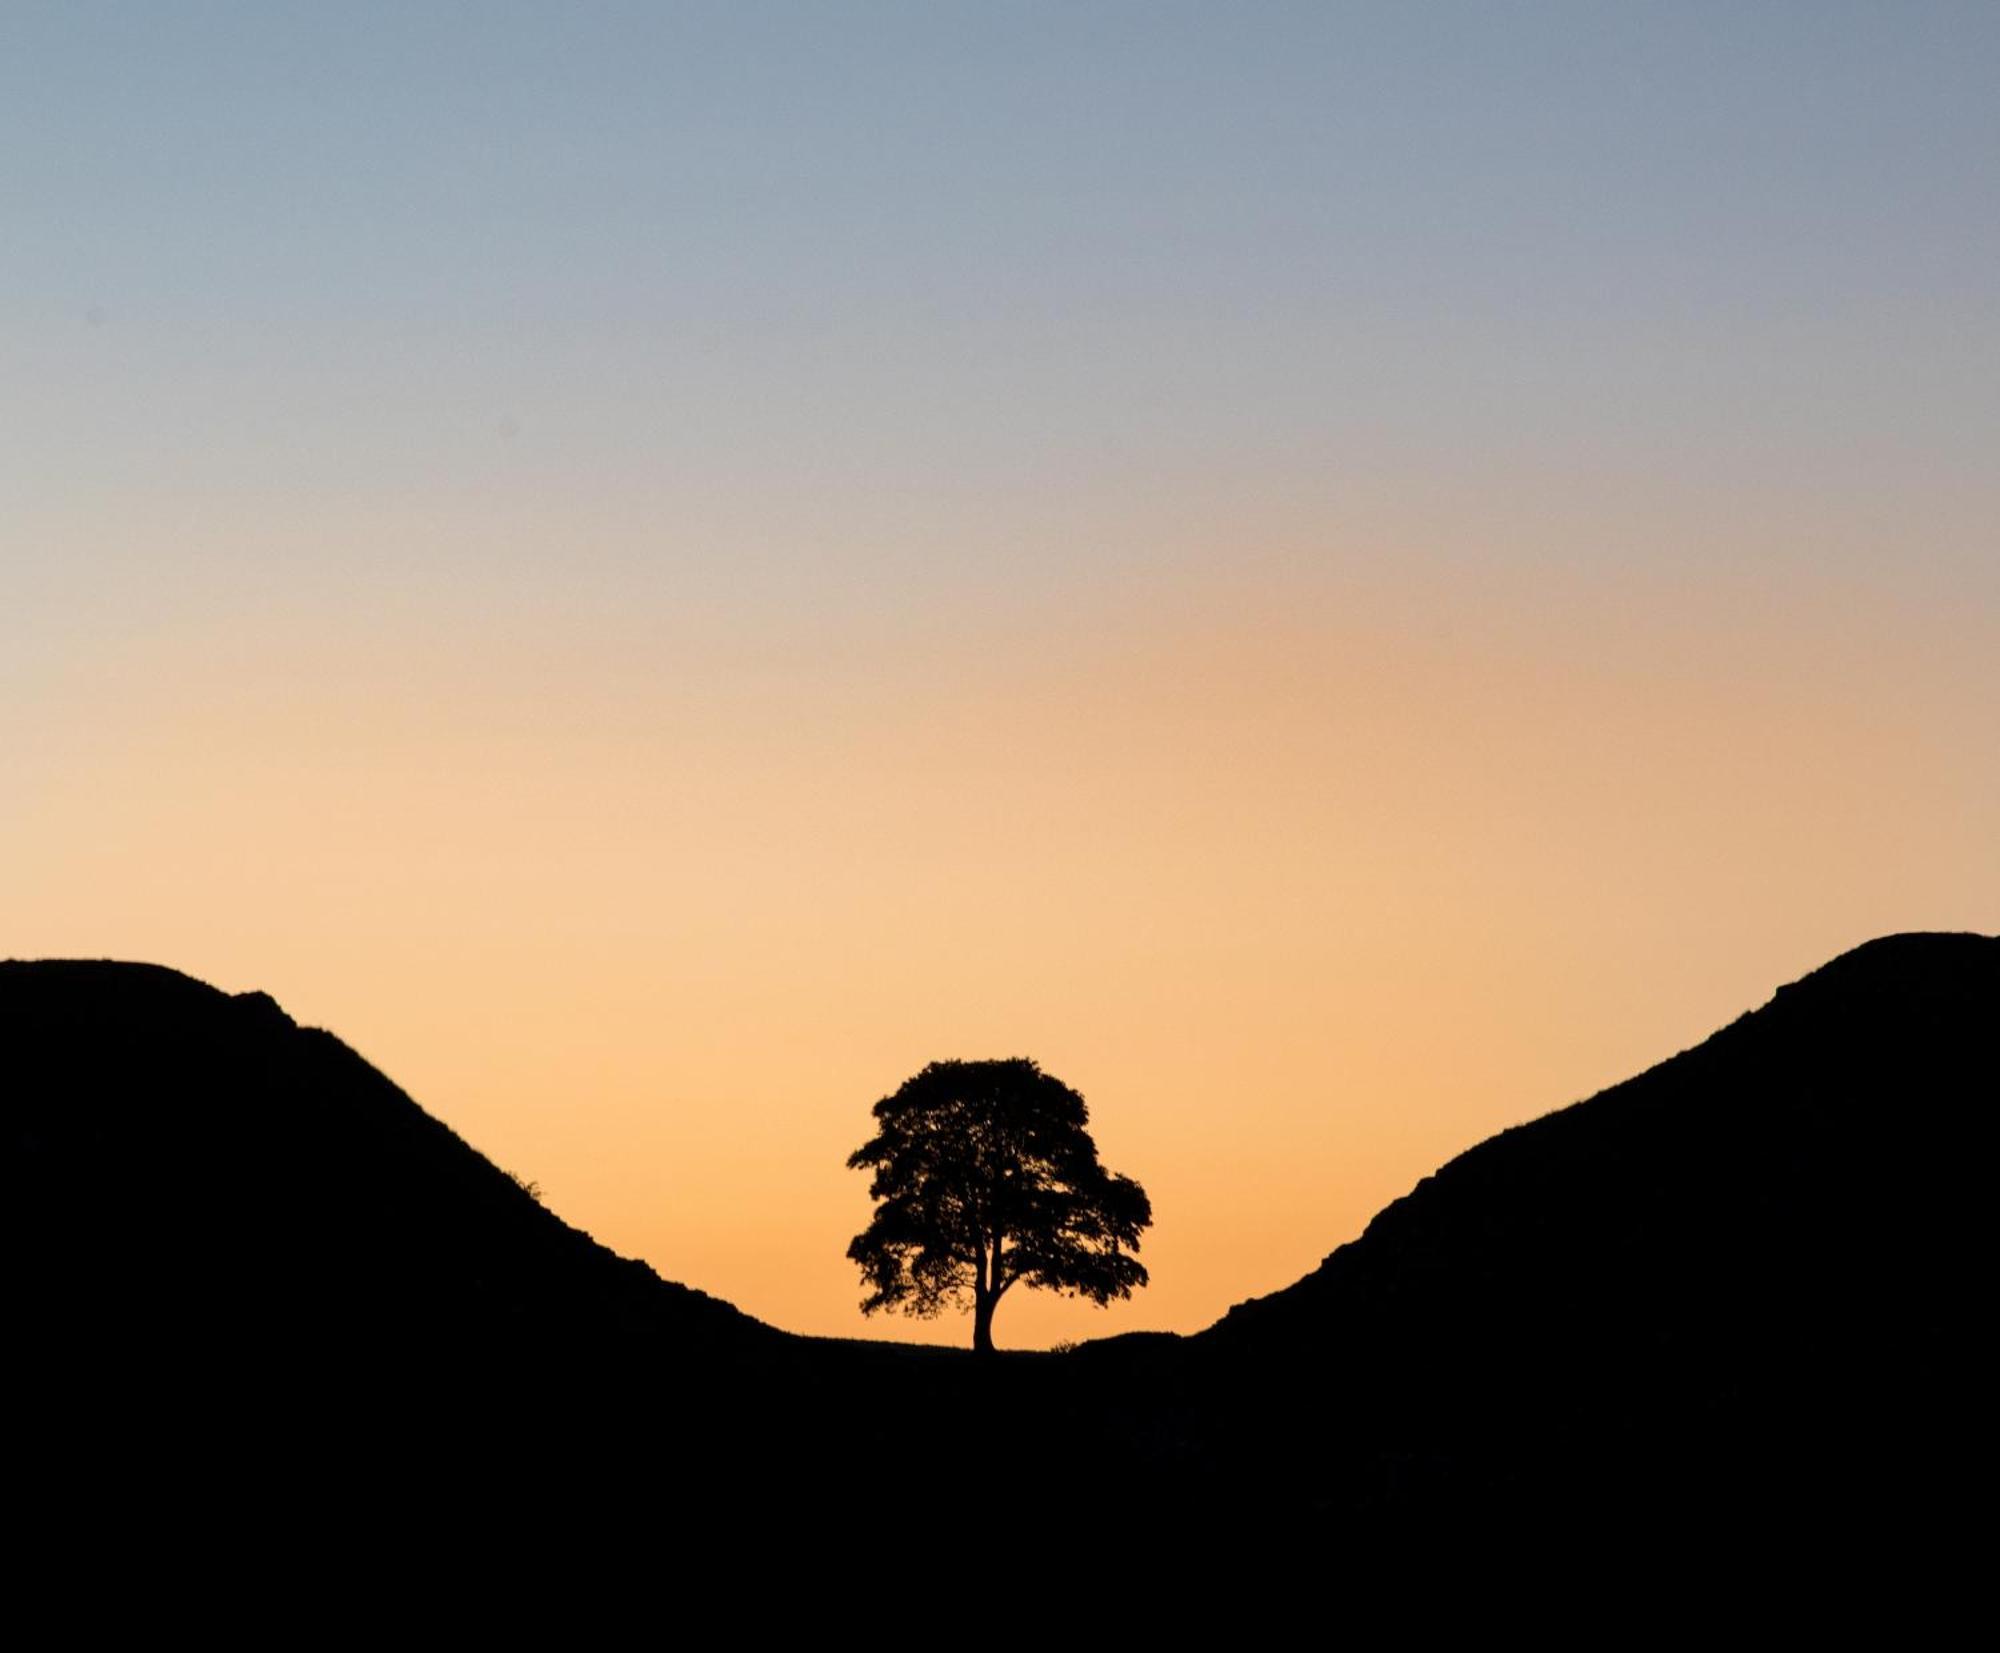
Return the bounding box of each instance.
[5,3,1996,1347]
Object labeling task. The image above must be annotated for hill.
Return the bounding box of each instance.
[7,960,770,1360]
[8,934,1993,1550]
[5,960,801,1522]
[1185,931,1997,1536]
[4,959,1098,1540]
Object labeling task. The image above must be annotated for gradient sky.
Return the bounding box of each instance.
[6,3,1996,1346]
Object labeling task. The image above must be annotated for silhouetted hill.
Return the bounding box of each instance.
[6,959,801,1528]
[4,959,1120,1549]
[9,935,1993,1559]
[8,960,768,1360]
[1186,931,1997,1538]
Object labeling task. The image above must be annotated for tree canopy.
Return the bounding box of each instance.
[846,1057,1152,1353]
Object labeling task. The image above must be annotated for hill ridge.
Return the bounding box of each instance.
[8,931,1992,1542]
[1205,928,1995,1338]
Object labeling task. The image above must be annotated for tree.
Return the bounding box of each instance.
[845,1057,1152,1354]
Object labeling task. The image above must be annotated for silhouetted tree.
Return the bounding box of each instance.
[846,1058,1152,1353]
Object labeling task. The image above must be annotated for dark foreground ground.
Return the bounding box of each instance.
[9,934,1993,1572]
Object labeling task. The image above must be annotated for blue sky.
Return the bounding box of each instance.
[6,3,1994,586]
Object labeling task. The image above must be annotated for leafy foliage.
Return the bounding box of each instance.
[846,1058,1151,1350]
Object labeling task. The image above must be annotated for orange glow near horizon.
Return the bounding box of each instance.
[9,523,1993,1348]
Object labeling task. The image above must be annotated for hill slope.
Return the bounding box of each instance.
[6,959,796,1515]
[4,959,1079,1533]
[1186,931,1997,1530]
[7,960,768,1359]
[8,935,1992,1546]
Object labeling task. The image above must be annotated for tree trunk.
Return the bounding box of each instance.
[972,1289,996,1355]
